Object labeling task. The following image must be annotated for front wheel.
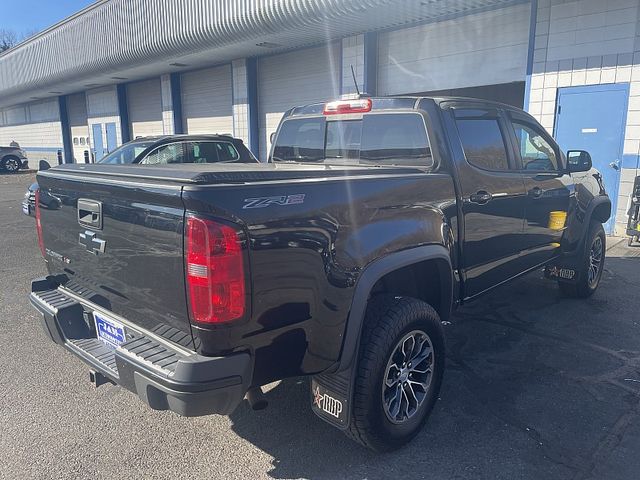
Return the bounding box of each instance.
[559,221,605,298]
[345,295,445,452]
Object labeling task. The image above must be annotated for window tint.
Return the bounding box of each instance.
[184,141,240,163]
[326,120,362,161]
[455,117,509,171]
[360,114,431,165]
[215,142,240,162]
[272,113,432,166]
[272,117,325,162]
[512,122,559,171]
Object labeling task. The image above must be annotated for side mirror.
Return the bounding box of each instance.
[270,132,276,144]
[38,159,51,171]
[566,150,592,173]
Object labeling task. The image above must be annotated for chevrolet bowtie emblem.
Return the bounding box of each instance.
[79,230,106,255]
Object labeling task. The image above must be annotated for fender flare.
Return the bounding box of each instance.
[336,244,453,373]
[568,196,611,256]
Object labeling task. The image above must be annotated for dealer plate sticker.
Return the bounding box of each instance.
[94,312,126,348]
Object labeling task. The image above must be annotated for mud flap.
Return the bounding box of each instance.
[544,255,581,284]
[311,369,353,430]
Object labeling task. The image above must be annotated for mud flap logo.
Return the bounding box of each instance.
[547,266,576,280]
[312,385,343,420]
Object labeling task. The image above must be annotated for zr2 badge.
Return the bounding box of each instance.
[243,194,305,209]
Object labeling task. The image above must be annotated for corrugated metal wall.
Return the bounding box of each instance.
[127,78,164,138]
[181,65,233,135]
[0,0,517,108]
[378,3,530,95]
[257,43,341,160]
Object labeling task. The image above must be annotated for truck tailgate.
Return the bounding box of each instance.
[36,170,193,348]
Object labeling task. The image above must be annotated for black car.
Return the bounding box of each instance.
[22,134,258,216]
[1,145,29,173]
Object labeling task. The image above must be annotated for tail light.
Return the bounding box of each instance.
[323,98,372,115]
[185,215,246,325]
[35,189,46,258]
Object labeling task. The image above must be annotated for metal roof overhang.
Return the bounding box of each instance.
[0,0,524,108]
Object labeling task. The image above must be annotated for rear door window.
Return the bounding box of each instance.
[272,113,432,166]
[454,112,510,171]
[141,141,240,165]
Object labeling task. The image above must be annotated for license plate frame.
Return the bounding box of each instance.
[94,311,126,348]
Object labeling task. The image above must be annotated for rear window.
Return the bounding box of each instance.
[272,113,432,166]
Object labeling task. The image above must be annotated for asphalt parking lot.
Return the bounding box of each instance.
[2,171,640,480]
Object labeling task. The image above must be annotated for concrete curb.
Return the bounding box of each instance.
[607,236,626,251]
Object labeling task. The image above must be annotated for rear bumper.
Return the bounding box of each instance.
[29,277,252,417]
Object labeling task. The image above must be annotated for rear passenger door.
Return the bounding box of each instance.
[506,112,572,268]
[447,106,528,299]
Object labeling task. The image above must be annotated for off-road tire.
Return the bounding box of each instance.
[559,221,605,298]
[345,295,445,452]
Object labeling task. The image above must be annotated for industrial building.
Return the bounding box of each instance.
[0,0,639,234]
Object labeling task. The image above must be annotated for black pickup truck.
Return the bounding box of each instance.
[30,96,610,452]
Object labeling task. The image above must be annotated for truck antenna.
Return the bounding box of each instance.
[350,65,361,97]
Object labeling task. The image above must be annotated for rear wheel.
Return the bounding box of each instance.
[1,156,21,173]
[559,221,605,298]
[345,295,445,452]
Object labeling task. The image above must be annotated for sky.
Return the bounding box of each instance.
[2,0,95,35]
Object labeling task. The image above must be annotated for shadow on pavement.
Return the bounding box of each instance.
[228,249,640,480]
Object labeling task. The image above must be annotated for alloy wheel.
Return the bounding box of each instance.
[4,158,19,172]
[382,329,434,424]
[588,235,603,288]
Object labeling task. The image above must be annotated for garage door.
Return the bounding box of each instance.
[127,78,163,139]
[66,93,89,162]
[258,43,341,160]
[181,65,233,135]
[378,3,530,95]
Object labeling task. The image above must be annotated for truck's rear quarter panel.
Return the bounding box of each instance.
[183,172,457,385]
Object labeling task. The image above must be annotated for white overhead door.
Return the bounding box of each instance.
[258,43,341,160]
[378,3,530,95]
[127,78,163,138]
[181,65,233,135]
[66,93,89,162]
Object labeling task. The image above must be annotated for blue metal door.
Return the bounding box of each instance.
[91,124,104,162]
[105,122,118,153]
[555,83,629,233]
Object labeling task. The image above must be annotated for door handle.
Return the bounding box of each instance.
[529,186,543,198]
[609,159,620,171]
[469,191,493,205]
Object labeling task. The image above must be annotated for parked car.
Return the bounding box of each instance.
[29,96,610,452]
[22,134,257,216]
[1,145,29,173]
